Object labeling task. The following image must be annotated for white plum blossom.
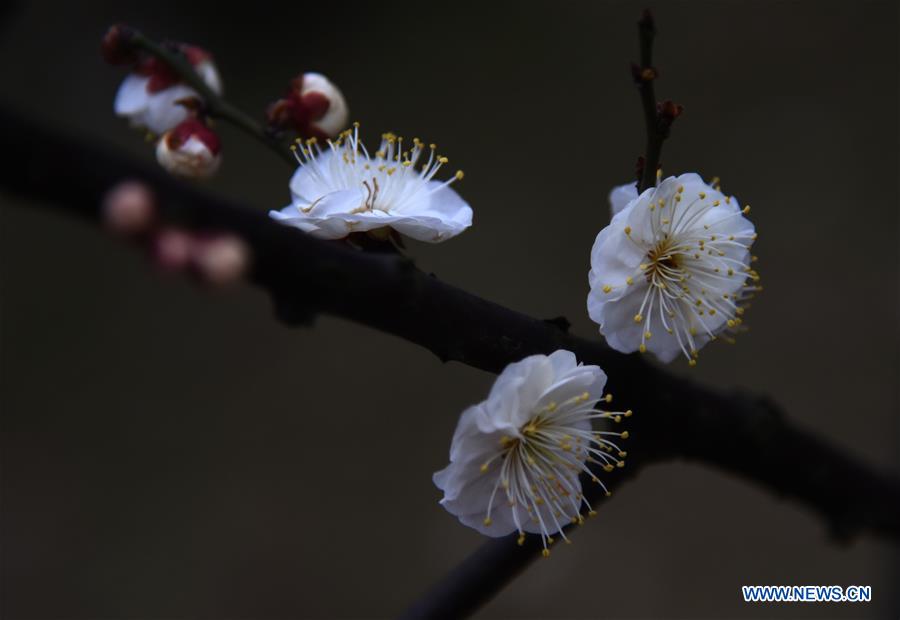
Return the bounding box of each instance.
[269,124,472,242]
[588,173,760,364]
[114,47,222,135]
[155,118,221,179]
[433,350,631,555]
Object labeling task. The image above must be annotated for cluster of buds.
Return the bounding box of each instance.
[105,26,349,181]
[105,25,223,179]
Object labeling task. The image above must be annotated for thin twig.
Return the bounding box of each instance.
[2,105,898,618]
[633,10,682,193]
[636,10,660,192]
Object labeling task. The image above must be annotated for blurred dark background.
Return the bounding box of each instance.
[1,1,898,618]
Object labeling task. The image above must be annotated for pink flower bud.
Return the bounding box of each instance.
[266,72,348,139]
[155,118,221,179]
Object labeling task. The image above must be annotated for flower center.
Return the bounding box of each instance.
[645,237,683,283]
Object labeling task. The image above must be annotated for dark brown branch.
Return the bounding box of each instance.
[2,106,898,617]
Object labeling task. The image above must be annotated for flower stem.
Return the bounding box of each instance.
[126,30,294,166]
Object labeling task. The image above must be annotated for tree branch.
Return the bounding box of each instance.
[2,106,898,618]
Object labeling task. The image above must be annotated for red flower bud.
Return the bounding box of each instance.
[156,118,221,179]
[266,72,348,140]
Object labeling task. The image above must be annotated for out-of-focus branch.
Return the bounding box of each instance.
[114,26,293,165]
[1,107,898,618]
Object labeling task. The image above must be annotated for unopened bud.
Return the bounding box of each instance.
[266,72,348,139]
[657,100,684,120]
[101,24,137,65]
[156,118,221,179]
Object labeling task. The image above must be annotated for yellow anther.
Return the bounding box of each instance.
[617,460,625,468]
[603,464,614,472]
[625,409,633,417]
[626,276,634,285]
[624,226,632,235]
[605,394,613,403]
[677,185,684,193]
[542,549,551,558]
[742,205,751,214]
[589,510,598,517]
[621,431,630,439]
[517,534,526,546]
[699,192,706,199]
[712,200,720,206]
[429,143,437,149]
[639,344,647,353]
[644,331,652,339]
[602,285,612,294]
[480,463,489,473]
[455,170,465,180]
[352,121,360,128]
[483,517,492,526]
[688,359,697,367]
[437,156,449,164]
[633,314,643,323]
[618,450,627,457]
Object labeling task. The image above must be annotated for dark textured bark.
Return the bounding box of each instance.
[2,106,898,619]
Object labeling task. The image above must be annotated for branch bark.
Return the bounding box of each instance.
[2,106,898,618]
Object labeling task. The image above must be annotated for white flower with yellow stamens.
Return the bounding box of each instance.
[269,124,472,242]
[433,350,630,555]
[588,173,760,364]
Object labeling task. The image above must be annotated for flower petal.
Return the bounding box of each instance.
[609,182,638,217]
